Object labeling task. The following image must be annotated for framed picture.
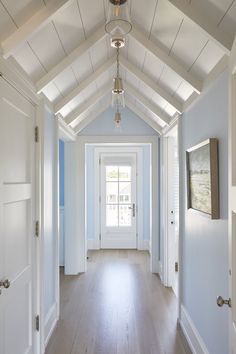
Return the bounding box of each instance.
[186,138,219,219]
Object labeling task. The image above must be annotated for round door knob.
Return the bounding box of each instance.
[217,296,231,308]
[0,279,10,289]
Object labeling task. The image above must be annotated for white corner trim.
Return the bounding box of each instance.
[44,302,58,348]
[158,261,163,281]
[141,239,150,251]
[87,239,100,250]
[180,305,209,354]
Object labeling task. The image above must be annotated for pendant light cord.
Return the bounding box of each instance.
[116,45,120,78]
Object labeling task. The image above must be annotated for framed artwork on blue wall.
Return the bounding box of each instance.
[186,138,219,219]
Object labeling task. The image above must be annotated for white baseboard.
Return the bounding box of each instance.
[87,238,100,250]
[180,305,209,354]
[44,302,58,348]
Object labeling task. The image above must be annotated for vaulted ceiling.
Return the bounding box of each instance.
[0,0,235,135]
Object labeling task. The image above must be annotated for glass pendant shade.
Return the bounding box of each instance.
[105,0,132,36]
[112,91,125,108]
[114,111,121,127]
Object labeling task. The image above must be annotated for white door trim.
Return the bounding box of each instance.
[93,146,144,250]
[65,135,159,274]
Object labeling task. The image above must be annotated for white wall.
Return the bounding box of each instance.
[41,105,59,347]
[179,70,229,354]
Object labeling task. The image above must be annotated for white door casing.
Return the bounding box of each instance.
[229,37,236,353]
[100,153,137,249]
[0,78,37,354]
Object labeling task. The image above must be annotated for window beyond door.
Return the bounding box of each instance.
[105,165,132,227]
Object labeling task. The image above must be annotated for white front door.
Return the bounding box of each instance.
[101,154,137,249]
[0,78,36,354]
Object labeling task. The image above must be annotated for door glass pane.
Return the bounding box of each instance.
[106,205,118,226]
[119,166,131,181]
[119,205,132,226]
[119,182,131,204]
[106,166,118,181]
[106,182,118,204]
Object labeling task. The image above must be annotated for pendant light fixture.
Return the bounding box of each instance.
[112,38,125,109]
[105,0,132,40]
[114,107,122,127]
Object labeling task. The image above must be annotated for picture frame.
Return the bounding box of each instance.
[186,138,219,219]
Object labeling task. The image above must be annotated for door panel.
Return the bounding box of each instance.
[101,154,137,249]
[0,78,35,354]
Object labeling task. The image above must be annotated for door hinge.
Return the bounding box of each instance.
[36,315,40,332]
[99,158,101,165]
[99,234,101,240]
[35,220,39,237]
[175,262,179,272]
[35,126,39,143]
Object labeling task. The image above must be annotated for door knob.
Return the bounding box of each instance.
[0,279,11,289]
[217,296,231,308]
[128,204,135,217]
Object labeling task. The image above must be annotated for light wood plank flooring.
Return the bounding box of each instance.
[46,250,189,354]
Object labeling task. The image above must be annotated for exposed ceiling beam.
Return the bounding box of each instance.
[126,100,162,134]
[120,55,183,114]
[1,0,74,58]
[167,0,233,55]
[125,82,171,126]
[54,56,115,114]
[64,83,111,127]
[36,25,107,93]
[74,100,110,134]
[129,26,203,93]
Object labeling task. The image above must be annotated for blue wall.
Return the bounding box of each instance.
[80,107,158,136]
[59,139,64,207]
[179,70,229,354]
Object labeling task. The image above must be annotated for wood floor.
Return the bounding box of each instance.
[46,250,189,354]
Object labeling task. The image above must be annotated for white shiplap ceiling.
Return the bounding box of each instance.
[0,0,235,134]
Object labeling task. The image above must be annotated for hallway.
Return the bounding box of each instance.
[45,250,188,354]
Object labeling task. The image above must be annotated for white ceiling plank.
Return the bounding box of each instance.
[65,82,111,127]
[54,56,115,114]
[36,25,107,93]
[1,0,74,58]
[74,100,110,134]
[126,100,162,135]
[167,0,233,54]
[129,25,203,93]
[120,55,183,113]
[125,82,171,126]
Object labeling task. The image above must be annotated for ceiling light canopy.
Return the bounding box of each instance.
[105,0,132,37]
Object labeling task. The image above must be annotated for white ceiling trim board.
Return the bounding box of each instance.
[1,0,75,59]
[120,55,183,113]
[167,0,233,55]
[126,100,162,134]
[129,26,203,94]
[75,100,110,134]
[125,81,171,126]
[36,25,107,93]
[65,82,111,127]
[54,56,116,114]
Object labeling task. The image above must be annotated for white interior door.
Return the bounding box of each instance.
[0,78,36,354]
[167,131,179,296]
[100,154,137,249]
